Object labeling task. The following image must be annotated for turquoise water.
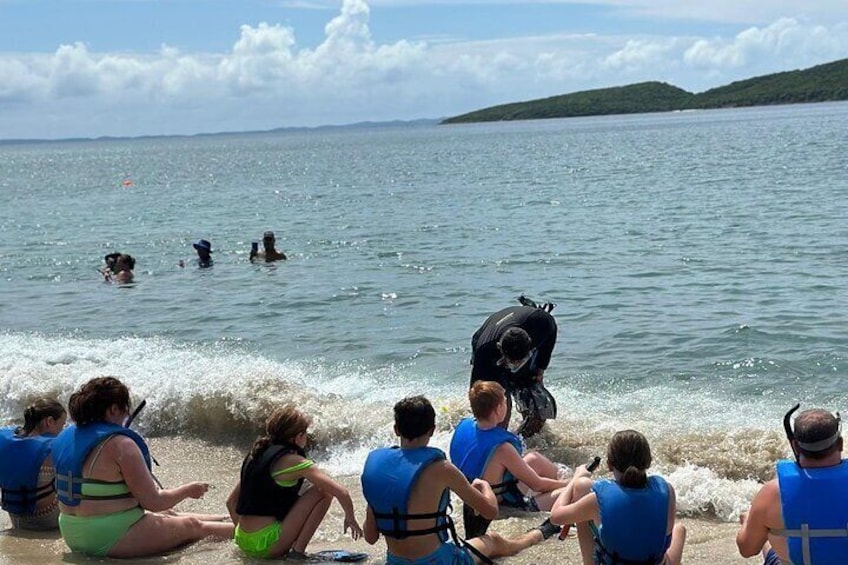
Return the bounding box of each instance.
[1,102,847,519]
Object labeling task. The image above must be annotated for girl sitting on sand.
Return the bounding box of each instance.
[550,429,687,565]
[0,398,66,531]
[52,376,233,557]
[226,406,363,559]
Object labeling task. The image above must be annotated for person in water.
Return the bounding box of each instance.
[737,407,848,565]
[550,429,686,565]
[52,376,233,558]
[470,303,558,436]
[362,395,560,565]
[250,231,287,262]
[450,381,574,537]
[102,253,135,282]
[0,398,67,530]
[192,239,213,268]
[226,406,362,559]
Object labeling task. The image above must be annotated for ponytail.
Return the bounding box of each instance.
[619,465,649,489]
[18,398,66,436]
[607,429,653,489]
[249,435,273,460]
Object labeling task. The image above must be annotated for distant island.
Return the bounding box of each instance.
[441,58,848,124]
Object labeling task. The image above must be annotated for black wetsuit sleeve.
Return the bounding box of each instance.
[525,310,557,371]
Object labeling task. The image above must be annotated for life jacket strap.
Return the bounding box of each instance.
[771,523,848,565]
[56,472,133,502]
[592,528,662,565]
[0,482,55,510]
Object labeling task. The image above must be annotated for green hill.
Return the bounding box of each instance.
[442,58,848,124]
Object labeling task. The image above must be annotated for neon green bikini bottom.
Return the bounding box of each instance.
[59,506,145,557]
[235,521,282,559]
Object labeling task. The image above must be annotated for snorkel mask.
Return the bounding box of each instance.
[505,351,533,373]
[783,403,842,464]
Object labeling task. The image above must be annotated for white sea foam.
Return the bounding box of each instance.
[0,332,796,521]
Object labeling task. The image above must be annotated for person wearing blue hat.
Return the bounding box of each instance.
[192,239,213,268]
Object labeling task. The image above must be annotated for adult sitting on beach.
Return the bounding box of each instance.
[550,429,686,565]
[0,398,67,530]
[737,406,848,565]
[52,376,233,558]
[450,380,573,537]
[362,395,560,565]
[250,231,287,262]
[226,406,362,559]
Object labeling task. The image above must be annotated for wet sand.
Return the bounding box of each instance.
[0,437,762,564]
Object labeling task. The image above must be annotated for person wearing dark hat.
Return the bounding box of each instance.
[470,304,557,437]
[250,231,287,263]
[737,408,848,565]
[192,239,213,268]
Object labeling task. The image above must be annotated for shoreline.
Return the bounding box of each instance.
[0,437,762,564]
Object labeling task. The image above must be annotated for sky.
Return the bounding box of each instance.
[1,0,847,139]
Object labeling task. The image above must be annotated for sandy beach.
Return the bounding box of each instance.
[0,437,763,565]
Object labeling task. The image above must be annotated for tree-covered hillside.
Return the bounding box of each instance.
[442,58,848,124]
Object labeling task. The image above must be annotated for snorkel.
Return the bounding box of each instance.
[783,403,801,463]
[125,399,164,488]
[783,403,843,465]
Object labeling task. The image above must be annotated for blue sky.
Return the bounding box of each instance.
[1,0,846,139]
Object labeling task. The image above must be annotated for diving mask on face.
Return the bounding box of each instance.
[504,350,534,373]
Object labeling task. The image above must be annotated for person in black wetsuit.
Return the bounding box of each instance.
[470,303,557,437]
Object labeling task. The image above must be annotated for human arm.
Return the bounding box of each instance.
[442,462,498,520]
[499,444,568,493]
[226,482,241,525]
[525,310,557,373]
[113,436,209,512]
[736,480,779,558]
[666,482,677,535]
[549,467,596,526]
[300,465,362,539]
[364,505,380,545]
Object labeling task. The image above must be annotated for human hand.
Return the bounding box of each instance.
[739,511,748,525]
[471,478,491,493]
[535,369,545,383]
[573,464,592,480]
[344,517,363,540]
[185,482,211,499]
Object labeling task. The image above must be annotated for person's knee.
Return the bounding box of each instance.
[524,452,544,466]
[572,476,594,498]
[177,516,207,541]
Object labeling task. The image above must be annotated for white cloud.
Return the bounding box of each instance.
[0,0,846,138]
[684,17,848,70]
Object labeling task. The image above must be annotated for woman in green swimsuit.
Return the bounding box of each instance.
[226,406,363,559]
[55,377,234,558]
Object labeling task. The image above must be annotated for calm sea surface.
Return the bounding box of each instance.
[1,102,847,519]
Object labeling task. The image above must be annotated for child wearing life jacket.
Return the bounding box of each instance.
[0,398,66,530]
[550,429,687,565]
[226,406,362,559]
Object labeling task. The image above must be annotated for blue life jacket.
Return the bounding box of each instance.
[51,423,151,507]
[592,476,670,565]
[449,417,524,502]
[0,427,56,514]
[361,446,451,541]
[775,459,848,565]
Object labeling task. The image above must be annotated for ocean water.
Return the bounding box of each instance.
[1,102,847,524]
